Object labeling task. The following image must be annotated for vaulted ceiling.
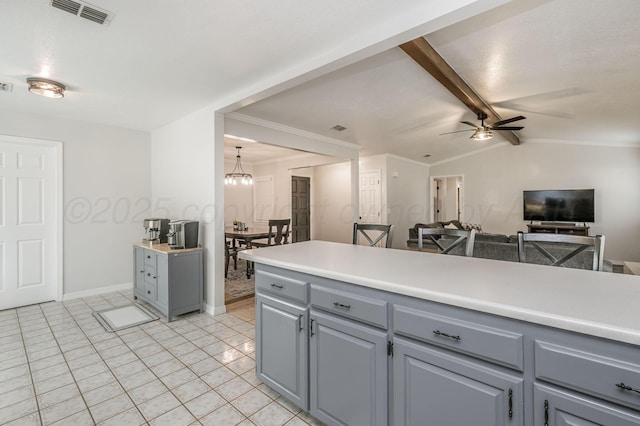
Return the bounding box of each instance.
[236,0,640,164]
[2,0,639,165]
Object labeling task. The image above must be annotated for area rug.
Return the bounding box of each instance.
[225,268,255,304]
[93,304,159,332]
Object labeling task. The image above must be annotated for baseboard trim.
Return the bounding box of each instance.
[205,303,227,316]
[63,282,133,301]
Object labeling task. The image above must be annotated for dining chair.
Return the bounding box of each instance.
[224,240,246,278]
[517,231,605,271]
[253,219,291,247]
[417,227,477,257]
[352,223,395,248]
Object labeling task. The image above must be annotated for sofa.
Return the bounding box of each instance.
[407,221,613,272]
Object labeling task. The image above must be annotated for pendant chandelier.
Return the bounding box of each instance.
[225,146,253,185]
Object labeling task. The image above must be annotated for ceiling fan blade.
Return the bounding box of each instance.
[493,102,573,119]
[492,126,524,131]
[460,121,479,128]
[439,129,476,135]
[491,115,526,127]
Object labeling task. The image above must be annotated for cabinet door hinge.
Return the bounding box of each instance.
[387,341,393,357]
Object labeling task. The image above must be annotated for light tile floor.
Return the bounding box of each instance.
[0,291,324,426]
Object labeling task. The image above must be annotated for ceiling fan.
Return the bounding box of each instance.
[441,112,526,141]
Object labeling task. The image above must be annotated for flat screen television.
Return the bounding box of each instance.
[523,189,595,222]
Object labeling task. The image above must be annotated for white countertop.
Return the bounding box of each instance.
[240,241,640,345]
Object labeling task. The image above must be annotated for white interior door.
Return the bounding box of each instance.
[0,138,61,310]
[359,170,381,224]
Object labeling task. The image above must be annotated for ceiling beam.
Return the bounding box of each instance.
[399,37,520,145]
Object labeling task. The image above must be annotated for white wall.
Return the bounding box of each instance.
[0,108,151,296]
[309,161,353,243]
[430,141,640,261]
[386,155,430,249]
[151,105,224,314]
[251,152,350,228]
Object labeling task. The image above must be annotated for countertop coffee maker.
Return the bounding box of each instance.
[143,218,170,243]
[167,220,199,249]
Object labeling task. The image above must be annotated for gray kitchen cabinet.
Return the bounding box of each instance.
[255,268,310,410]
[534,383,640,425]
[393,337,523,426]
[252,263,640,426]
[309,309,388,426]
[132,244,203,322]
[255,292,308,410]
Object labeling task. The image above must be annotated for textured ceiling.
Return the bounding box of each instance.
[2,0,639,165]
[0,0,477,132]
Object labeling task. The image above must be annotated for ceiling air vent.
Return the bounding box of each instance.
[331,124,347,132]
[0,82,13,93]
[50,0,113,25]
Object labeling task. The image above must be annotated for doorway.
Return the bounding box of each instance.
[430,175,463,223]
[359,170,382,224]
[0,137,62,310]
[291,175,310,242]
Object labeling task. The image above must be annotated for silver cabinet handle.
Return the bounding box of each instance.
[270,283,284,289]
[333,302,351,310]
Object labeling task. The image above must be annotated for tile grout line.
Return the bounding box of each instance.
[60,293,146,425]
[13,307,43,425]
[46,298,101,425]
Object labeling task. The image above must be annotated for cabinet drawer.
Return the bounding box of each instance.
[393,304,523,371]
[256,270,308,304]
[310,285,387,329]
[144,250,156,267]
[535,340,640,410]
[144,263,157,284]
[144,281,156,301]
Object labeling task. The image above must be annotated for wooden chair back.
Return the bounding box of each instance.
[418,228,477,257]
[267,219,291,245]
[352,223,395,248]
[517,231,605,271]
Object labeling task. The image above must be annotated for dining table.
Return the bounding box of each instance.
[224,226,274,277]
[224,226,273,248]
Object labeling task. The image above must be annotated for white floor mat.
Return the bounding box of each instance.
[93,304,159,332]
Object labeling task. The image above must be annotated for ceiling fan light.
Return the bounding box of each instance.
[26,77,65,99]
[471,129,493,141]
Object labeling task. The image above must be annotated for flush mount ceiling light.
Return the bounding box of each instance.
[225,146,253,186]
[26,77,66,99]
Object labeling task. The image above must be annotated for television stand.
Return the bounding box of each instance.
[527,223,589,236]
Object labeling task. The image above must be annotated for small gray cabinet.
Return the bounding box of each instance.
[255,292,308,410]
[134,246,145,295]
[393,337,523,426]
[133,245,203,321]
[309,309,388,426]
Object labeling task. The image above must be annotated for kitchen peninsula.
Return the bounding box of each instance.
[240,241,640,426]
